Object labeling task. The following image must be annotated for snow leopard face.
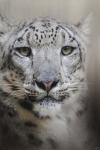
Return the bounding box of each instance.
[0,17,89,118]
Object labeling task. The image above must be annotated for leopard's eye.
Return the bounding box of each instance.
[15,47,31,57]
[61,46,75,56]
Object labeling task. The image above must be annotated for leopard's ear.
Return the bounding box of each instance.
[76,14,92,36]
[76,14,92,44]
[0,15,13,69]
[0,15,12,36]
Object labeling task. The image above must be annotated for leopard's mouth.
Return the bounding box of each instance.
[18,95,64,118]
[31,96,63,117]
[28,95,64,104]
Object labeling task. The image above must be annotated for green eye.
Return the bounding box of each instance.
[61,46,75,56]
[15,47,31,57]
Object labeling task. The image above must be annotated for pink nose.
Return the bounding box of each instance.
[43,81,53,91]
[35,80,59,91]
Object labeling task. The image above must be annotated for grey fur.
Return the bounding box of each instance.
[0,16,93,150]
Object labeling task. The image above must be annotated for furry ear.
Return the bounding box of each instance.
[0,15,13,36]
[0,15,13,69]
[76,14,92,36]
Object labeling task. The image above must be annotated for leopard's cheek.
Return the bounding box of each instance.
[0,71,26,99]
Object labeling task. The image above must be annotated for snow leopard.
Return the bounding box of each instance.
[0,15,92,150]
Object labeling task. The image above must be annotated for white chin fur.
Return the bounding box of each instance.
[33,101,61,117]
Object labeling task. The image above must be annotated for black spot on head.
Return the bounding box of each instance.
[9,49,12,53]
[51,34,53,37]
[35,34,38,40]
[30,26,35,31]
[53,37,55,41]
[39,39,41,43]
[44,34,46,38]
[45,30,48,33]
[36,29,38,32]
[62,32,65,39]
[42,24,46,27]
[56,26,59,30]
[69,35,72,38]
[70,37,75,42]
[28,133,43,147]
[52,28,54,32]
[25,29,28,32]
[38,43,40,47]
[41,35,43,39]
[54,34,57,37]
[47,22,51,27]
[19,99,33,111]
[26,32,31,45]
[17,37,23,42]
[41,31,44,33]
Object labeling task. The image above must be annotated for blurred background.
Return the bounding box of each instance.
[0,0,99,135]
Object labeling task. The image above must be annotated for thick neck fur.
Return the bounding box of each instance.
[0,87,89,150]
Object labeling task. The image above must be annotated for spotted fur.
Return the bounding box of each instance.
[0,16,91,150]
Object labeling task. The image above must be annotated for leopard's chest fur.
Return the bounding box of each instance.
[0,93,88,150]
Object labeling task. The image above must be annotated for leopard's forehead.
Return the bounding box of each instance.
[14,18,73,48]
[29,18,59,30]
[29,19,59,45]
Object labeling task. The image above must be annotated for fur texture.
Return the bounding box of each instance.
[0,16,92,150]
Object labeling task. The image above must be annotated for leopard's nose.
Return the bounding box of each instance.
[35,80,59,91]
